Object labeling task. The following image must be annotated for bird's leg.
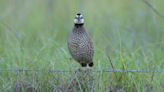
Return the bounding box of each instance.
[88,62,94,67]
[80,62,87,67]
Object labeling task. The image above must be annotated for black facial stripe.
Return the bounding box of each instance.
[75,17,83,19]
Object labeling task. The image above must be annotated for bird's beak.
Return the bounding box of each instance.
[77,18,81,22]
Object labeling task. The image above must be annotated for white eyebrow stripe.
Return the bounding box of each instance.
[80,14,83,17]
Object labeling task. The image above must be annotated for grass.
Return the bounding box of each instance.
[0,0,164,92]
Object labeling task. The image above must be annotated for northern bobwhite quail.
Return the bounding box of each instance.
[67,13,94,67]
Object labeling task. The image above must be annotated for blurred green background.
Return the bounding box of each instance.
[0,0,164,91]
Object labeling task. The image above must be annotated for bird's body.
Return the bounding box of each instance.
[67,13,94,67]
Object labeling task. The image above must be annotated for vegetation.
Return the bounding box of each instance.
[0,0,164,91]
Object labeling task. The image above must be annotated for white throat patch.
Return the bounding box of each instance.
[74,18,84,24]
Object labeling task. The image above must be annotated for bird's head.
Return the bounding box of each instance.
[74,13,84,25]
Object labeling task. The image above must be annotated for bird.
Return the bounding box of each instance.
[67,13,94,67]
